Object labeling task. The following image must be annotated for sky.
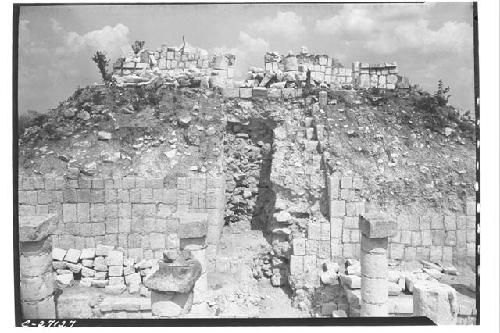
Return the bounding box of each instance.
[17,2,475,115]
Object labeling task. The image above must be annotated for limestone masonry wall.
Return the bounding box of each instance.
[113,45,235,88]
[111,44,411,91]
[264,51,354,88]
[18,175,225,271]
[326,173,476,268]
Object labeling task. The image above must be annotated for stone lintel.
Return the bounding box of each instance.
[19,214,57,242]
[359,214,397,239]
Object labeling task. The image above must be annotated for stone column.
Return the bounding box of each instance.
[358,213,397,317]
[185,244,208,304]
[319,91,328,107]
[19,214,56,319]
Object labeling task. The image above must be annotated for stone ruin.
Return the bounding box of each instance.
[111,43,411,93]
[112,43,235,89]
[17,43,476,324]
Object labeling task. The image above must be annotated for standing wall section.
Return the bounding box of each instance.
[326,173,476,268]
[18,175,226,272]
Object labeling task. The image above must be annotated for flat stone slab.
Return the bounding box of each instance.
[19,214,57,242]
[359,213,397,238]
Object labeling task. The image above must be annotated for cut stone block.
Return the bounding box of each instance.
[109,265,124,277]
[413,280,458,324]
[359,214,397,238]
[80,248,96,260]
[96,244,114,256]
[64,249,81,264]
[52,248,66,261]
[341,274,361,289]
[56,273,74,288]
[107,250,124,266]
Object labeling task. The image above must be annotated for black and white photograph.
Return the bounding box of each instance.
[8,0,499,328]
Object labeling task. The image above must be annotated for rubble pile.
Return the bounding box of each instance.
[239,47,409,92]
[223,107,274,225]
[113,42,235,89]
[52,244,157,296]
[18,88,226,178]
[316,88,476,208]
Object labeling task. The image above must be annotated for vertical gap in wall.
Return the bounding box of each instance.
[223,116,276,236]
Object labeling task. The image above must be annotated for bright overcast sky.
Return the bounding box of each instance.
[18,2,474,114]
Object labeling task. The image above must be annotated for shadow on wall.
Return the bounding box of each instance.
[249,118,277,238]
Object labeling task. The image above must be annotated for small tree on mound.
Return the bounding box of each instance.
[132,41,145,55]
[434,79,451,106]
[91,51,112,83]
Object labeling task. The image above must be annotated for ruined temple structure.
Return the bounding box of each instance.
[112,42,235,88]
[111,43,411,93]
[17,43,476,323]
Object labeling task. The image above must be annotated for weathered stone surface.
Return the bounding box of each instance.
[96,244,114,256]
[66,262,82,274]
[55,273,74,289]
[52,260,67,270]
[125,272,142,286]
[359,214,397,238]
[20,252,52,277]
[80,248,96,260]
[100,297,142,312]
[107,250,124,266]
[320,271,338,285]
[81,267,95,277]
[413,280,458,324]
[21,271,55,301]
[340,274,361,289]
[145,259,202,294]
[361,300,387,317]
[360,250,388,279]
[91,279,109,288]
[19,214,56,242]
[64,249,81,263]
[104,284,127,295]
[274,211,292,224]
[151,290,193,317]
[178,214,208,239]
[388,295,413,314]
[52,248,67,261]
[361,278,388,304]
[22,295,56,319]
[109,265,124,277]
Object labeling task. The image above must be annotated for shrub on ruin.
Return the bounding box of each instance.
[131,41,145,55]
[91,51,112,83]
[434,79,451,106]
[412,81,474,139]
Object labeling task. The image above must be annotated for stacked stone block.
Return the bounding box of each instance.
[358,214,397,317]
[113,45,235,88]
[18,175,225,273]
[263,51,353,88]
[19,214,57,319]
[327,174,365,260]
[326,173,476,267]
[413,280,458,324]
[355,62,399,89]
[222,87,304,100]
[388,201,476,267]
[52,245,156,295]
